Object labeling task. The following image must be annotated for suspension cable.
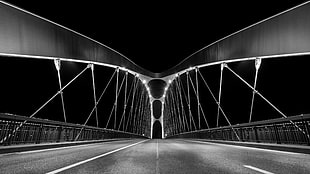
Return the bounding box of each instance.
[54,59,67,123]
[188,74,210,129]
[198,69,240,141]
[142,97,150,135]
[165,92,174,134]
[118,72,135,131]
[224,64,307,137]
[249,58,261,123]
[171,83,184,132]
[173,81,186,132]
[176,76,190,131]
[90,64,99,127]
[73,69,117,141]
[122,71,128,130]
[125,78,139,132]
[138,92,147,134]
[180,74,197,131]
[186,71,192,131]
[171,83,183,132]
[105,71,126,129]
[134,89,144,134]
[195,68,200,129]
[168,89,179,133]
[0,64,91,144]
[168,92,178,134]
[132,86,143,133]
[137,93,146,134]
[217,63,224,127]
[114,68,119,130]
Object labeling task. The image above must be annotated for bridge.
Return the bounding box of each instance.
[0,1,310,173]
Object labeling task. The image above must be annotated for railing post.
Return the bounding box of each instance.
[35,124,43,144]
[254,126,260,143]
[221,129,225,140]
[56,126,62,142]
[239,128,244,141]
[301,118,310,145]
[5,122,14,145]
[25,125,30,143]
[273,124,281,144]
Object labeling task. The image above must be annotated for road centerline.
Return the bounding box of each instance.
[156,139,159,159]
[155,139,160,174]
[46,139,149,174]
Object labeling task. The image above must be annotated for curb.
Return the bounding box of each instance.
[193,139,310,154]
[0,138,131,154]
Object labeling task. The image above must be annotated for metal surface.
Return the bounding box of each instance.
[54,59,67,123]
[90,64,98,127]
[0,1,310,80]
[160,2,310,77]
[249,58,261,123]
[1,139,309,173]
[168,114,310,145]
[0,113,146,145]
[216,64,224,127]
[0,1,155,77]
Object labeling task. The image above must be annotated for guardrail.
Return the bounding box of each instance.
[0,113,147,146]
[167,114,310,145]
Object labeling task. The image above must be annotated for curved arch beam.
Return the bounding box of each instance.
[0,1,155,77]
[1,1,310,79]
[160,1,310,77]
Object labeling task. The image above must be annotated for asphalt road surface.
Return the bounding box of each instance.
[0,139,309,174]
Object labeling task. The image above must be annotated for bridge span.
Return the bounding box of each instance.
[0,1,310,173]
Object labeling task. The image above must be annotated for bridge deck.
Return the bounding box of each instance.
[0,139,309,173]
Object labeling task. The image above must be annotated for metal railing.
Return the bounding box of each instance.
[167,114,310,145]
[0,113,146,146]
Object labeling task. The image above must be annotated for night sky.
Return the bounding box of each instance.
[1,0,309,134]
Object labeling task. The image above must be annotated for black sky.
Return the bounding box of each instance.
[3,0,308,73]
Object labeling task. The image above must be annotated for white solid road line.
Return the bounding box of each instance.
[18,139,132,154]
[243,165,274,174]
[19,144,92,154]
[46,139,149,174]
[0,139,130,157]
[183,139,302,155]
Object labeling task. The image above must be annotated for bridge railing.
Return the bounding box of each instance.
[0,113,146,146]
[167,114,310,145]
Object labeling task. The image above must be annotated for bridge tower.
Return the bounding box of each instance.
[140,74,176,139]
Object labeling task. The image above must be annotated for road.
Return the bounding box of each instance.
[0,139,309,173]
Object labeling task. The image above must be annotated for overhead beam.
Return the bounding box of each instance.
[0,1,155,78]
[160,2,310,77]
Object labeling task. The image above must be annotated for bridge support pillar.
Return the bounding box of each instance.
[140,74,176,139]
[149,98,164,139]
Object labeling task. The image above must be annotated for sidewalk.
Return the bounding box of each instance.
[0,138,131,154]
[194,139,310,154]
